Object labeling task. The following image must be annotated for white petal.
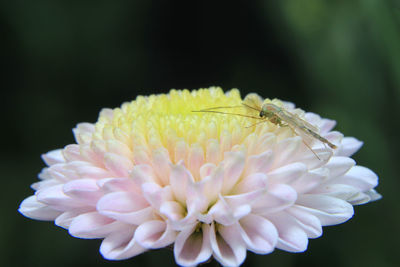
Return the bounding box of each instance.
[296,195,354,226]
[222,151,245,195]
[327,165,378,191]
[266,212,308,252]
[36,184,84,211]
[239,214,278,254]
[159,201,186,222]
[69,212,124,238]
[210,223,246,267]
[62,145,84,162]
[142,183,173,210]
[135,220,176,249]
[336,137,363,157]
[286,206,322,238]
[63,179,102,205]
[104,153,133,177]
[19,195,62,220]
[233,173,268,194]
[152,147,172,186]
[252,184,297,215]
[98,177,141,195]
[268,162,308,185]
[242,151,273,177]
[291,168,328,194]
[170,163,194,204]
[271,137,301,168]
[42,149,65,166]
[174,223,212,266]
[97,192,153,225]
[324,157,355,177]
[100,226,147,260]
[55,209,93,229]
[130,164,159,185]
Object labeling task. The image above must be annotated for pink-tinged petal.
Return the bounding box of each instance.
[19,195,62,220]
[91,140,107,158]
[55,209,93,229]
[327,165,378,191]
[322,131,343,149]
[319,118,336,134]
[254,133,275,155]
[152,147,171,186]
[174,140,189,164]
[73,123,95,144]
[69,212,124,239]
[209,196,251,226]
[106,139,132,160]
[336,137,363,157]
[160,201,185,220]
[63,179,102,205]
[31,179,60,191]
[79,144,103,167]
[324,157,355,178]
[170,163,194,204]
[73,165,110,180]
[98,177,141,195]
[100,227,147,260]
[268,162,308,185]
[266,212,308,252]
[294,147,333,170]
[296,195,354,226]
[38,168,52,180]
[142,183,173,210]
[135,220,177,249]
[206,139,220,164]
[188,144,205,181]
[199,163,216,180]
[133,145,151,165]
[130,164,159,185]
[304,113,322,128]
[63,145,84,162]
[97,192,153,225]
[364,189,382,202]
[99,108,114,122]
[312,184,362,201]
[252,184,297,215]
[271,137,301,168]
[210,223,246,267]
[233,173,268,194]
[286,206,322,238]
[255,133,276,154]
[239,214,278,254]
[42,149,65,166]
[174,223,212,266]
[221,151,245,195]
[243,150,273,177]
[104,153,133,177]
[36,184,84,211]
[290,168,328,194]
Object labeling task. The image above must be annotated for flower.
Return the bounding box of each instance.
[19,87,380,266]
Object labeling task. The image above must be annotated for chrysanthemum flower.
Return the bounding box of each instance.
[19,87,380,266]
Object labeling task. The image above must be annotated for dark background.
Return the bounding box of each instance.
[1,1,398,266]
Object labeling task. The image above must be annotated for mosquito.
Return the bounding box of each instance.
[192,95,337,160]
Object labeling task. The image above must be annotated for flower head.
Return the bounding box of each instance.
[19,87,380,266]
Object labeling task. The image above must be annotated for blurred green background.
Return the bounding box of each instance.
[1,0,398,266]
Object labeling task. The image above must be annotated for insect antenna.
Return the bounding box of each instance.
[245,119,268,128]
[192,110,263,120]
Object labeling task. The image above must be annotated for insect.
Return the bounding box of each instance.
[193,95,337,160]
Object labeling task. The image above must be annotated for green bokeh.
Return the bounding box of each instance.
[1,1,398,266]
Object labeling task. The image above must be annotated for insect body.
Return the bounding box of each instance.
[260,103,337,149]
[193,96,337,159]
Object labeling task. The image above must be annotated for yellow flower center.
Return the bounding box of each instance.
[91,87,289,165]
